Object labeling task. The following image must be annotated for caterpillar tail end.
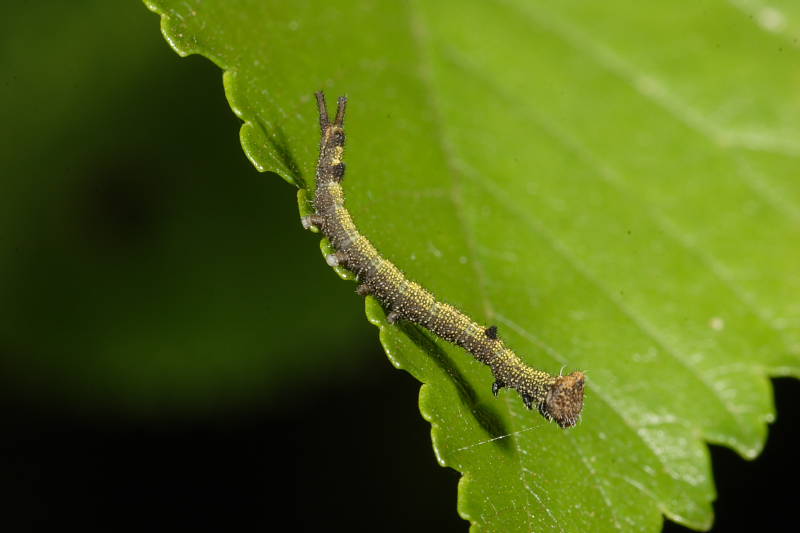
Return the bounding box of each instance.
[541,371,585,428]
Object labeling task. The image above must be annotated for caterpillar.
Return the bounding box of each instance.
[302,92,585,428]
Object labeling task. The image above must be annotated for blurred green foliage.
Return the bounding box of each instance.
[0,1,375,413]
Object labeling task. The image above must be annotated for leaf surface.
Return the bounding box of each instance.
[144,1,800,530]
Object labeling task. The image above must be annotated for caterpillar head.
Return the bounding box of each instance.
[541,371,585,428]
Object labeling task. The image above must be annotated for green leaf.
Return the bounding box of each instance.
[144,0,800,530]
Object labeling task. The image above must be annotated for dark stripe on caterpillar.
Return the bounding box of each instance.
[303,92,585,428]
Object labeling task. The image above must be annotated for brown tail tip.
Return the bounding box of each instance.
[333,95,347,126]
[542,371,585,428]
[315,91,329,131]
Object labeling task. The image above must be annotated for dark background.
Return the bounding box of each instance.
[1,2,796,531]
[4,371,799,532]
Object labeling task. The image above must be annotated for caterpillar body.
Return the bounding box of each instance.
[302,92,585,428]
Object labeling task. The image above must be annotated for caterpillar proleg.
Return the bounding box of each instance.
[303,92,585,428]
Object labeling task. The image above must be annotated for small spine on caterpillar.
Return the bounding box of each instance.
[303,92,585,428]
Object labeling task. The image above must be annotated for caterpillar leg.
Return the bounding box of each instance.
[356,283,371,296]
[520,393,534,410]
[301,214,324,231]
[492,380,505,397]
[325,250,348,267]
